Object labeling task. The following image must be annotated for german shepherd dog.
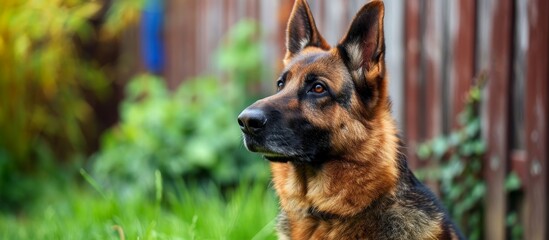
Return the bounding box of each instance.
[237,0,464,239]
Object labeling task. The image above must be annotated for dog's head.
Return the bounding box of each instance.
[238,0,391,163]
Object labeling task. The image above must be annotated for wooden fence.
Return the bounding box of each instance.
[403,1,548,239]
[159,0,548,239]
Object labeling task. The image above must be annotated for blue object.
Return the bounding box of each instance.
[140,0,165,74]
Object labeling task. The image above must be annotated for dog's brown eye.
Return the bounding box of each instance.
[312,83,325,94]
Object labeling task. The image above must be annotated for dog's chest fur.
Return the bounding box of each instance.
[270,161,460,240]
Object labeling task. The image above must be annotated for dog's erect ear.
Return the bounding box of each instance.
[285,0,329,61]
[337,1,385,79]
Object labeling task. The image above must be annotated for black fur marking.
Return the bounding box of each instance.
[336,45,353,70]
[296,83,308,102]
[336,81,353,110]
[304,73,317,83]
[279,71,289,83]
[287,117,332,163]
[276,211,291,238]
[357,75,375,106]
[308,207,341,220]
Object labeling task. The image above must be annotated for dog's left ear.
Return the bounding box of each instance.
[337,1,385,81]
[285,0,329,62]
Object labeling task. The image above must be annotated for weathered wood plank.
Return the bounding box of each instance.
[524,0,549,238]
[164,0,197,88]
[384,0,404,128]
[449,0,476,128]
[224,0,237,31]
[482,0,514,239]
[404,0,421,169]
[259,0,280,93]
[276,0,294,72]
[420,0,444,194]
[423,0,442,142]
[511,150,528,188]
[245,0,258,20]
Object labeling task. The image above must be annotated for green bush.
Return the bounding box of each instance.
[92,20,267,197]
[92,74,267,195]
[0,0,143,209]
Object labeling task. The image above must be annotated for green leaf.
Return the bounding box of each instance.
[73,2,102,19]
[464,118,481,137]
[470,86,481,101]
[505,172,521,191]
[472,140,486,154]
[417,143,432,159]
[14,35,30,59]
[432,137,449,158]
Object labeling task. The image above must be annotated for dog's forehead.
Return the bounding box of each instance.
[283,50,332,73]
[294,51,329,65]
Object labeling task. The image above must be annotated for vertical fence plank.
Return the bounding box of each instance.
[259,0,280,93]
[384,0,405,128]
[524,0,549,239]
[321,0,346,45]
[276,0,294,72]
[420,0,443,193]
[225,0,237,31]
[483,0,514,239]
[404,0,421,169]
[449,0,476,128]
[164,0,197,88]
[423,0,442,142]
[245,0,259,20]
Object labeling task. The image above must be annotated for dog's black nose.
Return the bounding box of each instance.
[238,108,267,135]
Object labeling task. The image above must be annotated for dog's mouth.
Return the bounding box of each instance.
[262,153,293,163]
[243,135,295,163]
[249,145,294,163]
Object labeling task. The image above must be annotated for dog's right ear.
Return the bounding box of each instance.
[337,1,385,81]
[284,0,329,63]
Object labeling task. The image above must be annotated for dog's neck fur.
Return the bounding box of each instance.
[270,108,400,218]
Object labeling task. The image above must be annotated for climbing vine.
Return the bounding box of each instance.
[416,77,522,240]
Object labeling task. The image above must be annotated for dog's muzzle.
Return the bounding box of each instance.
[238,107,293,162]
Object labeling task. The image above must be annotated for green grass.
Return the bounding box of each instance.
[0,171,279,240]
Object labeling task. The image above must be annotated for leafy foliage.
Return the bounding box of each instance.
[0,0,144,209]
[92,20,266,197]
[416,79,522,240]
[416,81,485,239]
[217,20,262,85]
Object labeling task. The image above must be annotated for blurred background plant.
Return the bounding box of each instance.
[417,78,523,240]
[92,20,268,198]
[0,0,143,209]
